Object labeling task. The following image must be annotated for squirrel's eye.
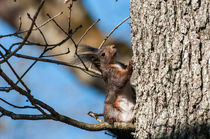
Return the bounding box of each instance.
[101,53,105,57]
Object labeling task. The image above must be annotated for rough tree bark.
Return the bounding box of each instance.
[130,0,209,138]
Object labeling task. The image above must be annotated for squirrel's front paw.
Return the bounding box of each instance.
[106,118,116,125]
[127,60,133,73]
[129,60,134,67]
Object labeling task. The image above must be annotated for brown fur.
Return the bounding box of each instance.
[80,45,136,124]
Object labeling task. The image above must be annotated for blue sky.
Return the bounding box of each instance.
[0,1,130,139]
[82,0,131,43]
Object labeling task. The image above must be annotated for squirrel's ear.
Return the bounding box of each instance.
[78,45,98,53]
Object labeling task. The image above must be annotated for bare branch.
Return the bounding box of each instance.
[0,44,7,53]
[67,1,73,33]
[14,53,101,78]
[0,106,135,131]
[42,48,70,57]
[0,1,135,134]
[0,0,45,64]
[17,16,22,32]
[0,87,13,92]
[16,11,50,85]
[24,35,71,48]
[0,106,49,120]
[0,69,135,131]
[0,11,63,39]
[27,13,48,45]
[99,16,130,48]
[46,13,89,71]
[0,68,59,116]
[88,111,103,123]
[0,51,30,92]
[77,19,100,46]
[35,12,63,33]
[0,98,36,109]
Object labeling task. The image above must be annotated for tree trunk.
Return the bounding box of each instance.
[130,0,209,138]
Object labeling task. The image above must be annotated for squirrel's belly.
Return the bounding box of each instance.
[119,110,135,122]
[118,98,135,122]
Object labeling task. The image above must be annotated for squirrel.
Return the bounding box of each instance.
[79,44,136,124]
[79,44,136,139]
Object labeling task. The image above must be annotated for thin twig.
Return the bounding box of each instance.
[0,69,59,116]
[0,0,45,64]
[46,14,89,71]
[0,87,13,92]
[17,16,22,32]
[16,12,51,85]
[88,111,103,123]
[27,13,48,45]
[14,53,102,78]
[99,16,130,49]
[7,35,71,52]
[46,14,68,35]
[77,19,100,46]
[0,98,36,109]
[0,51,30,92]
[35,11,63,33]
[0,53,50,117]
[22,35,70,48]
[42,48,70,57]
[0,11,63,39]
[75,18,100,73]
[67,1,73,33]
[0,44,8,53]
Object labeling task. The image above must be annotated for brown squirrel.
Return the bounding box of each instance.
[79,44,136,125]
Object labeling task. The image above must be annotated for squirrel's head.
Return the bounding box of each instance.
[78,44,117,71]
[97,45,117,65]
